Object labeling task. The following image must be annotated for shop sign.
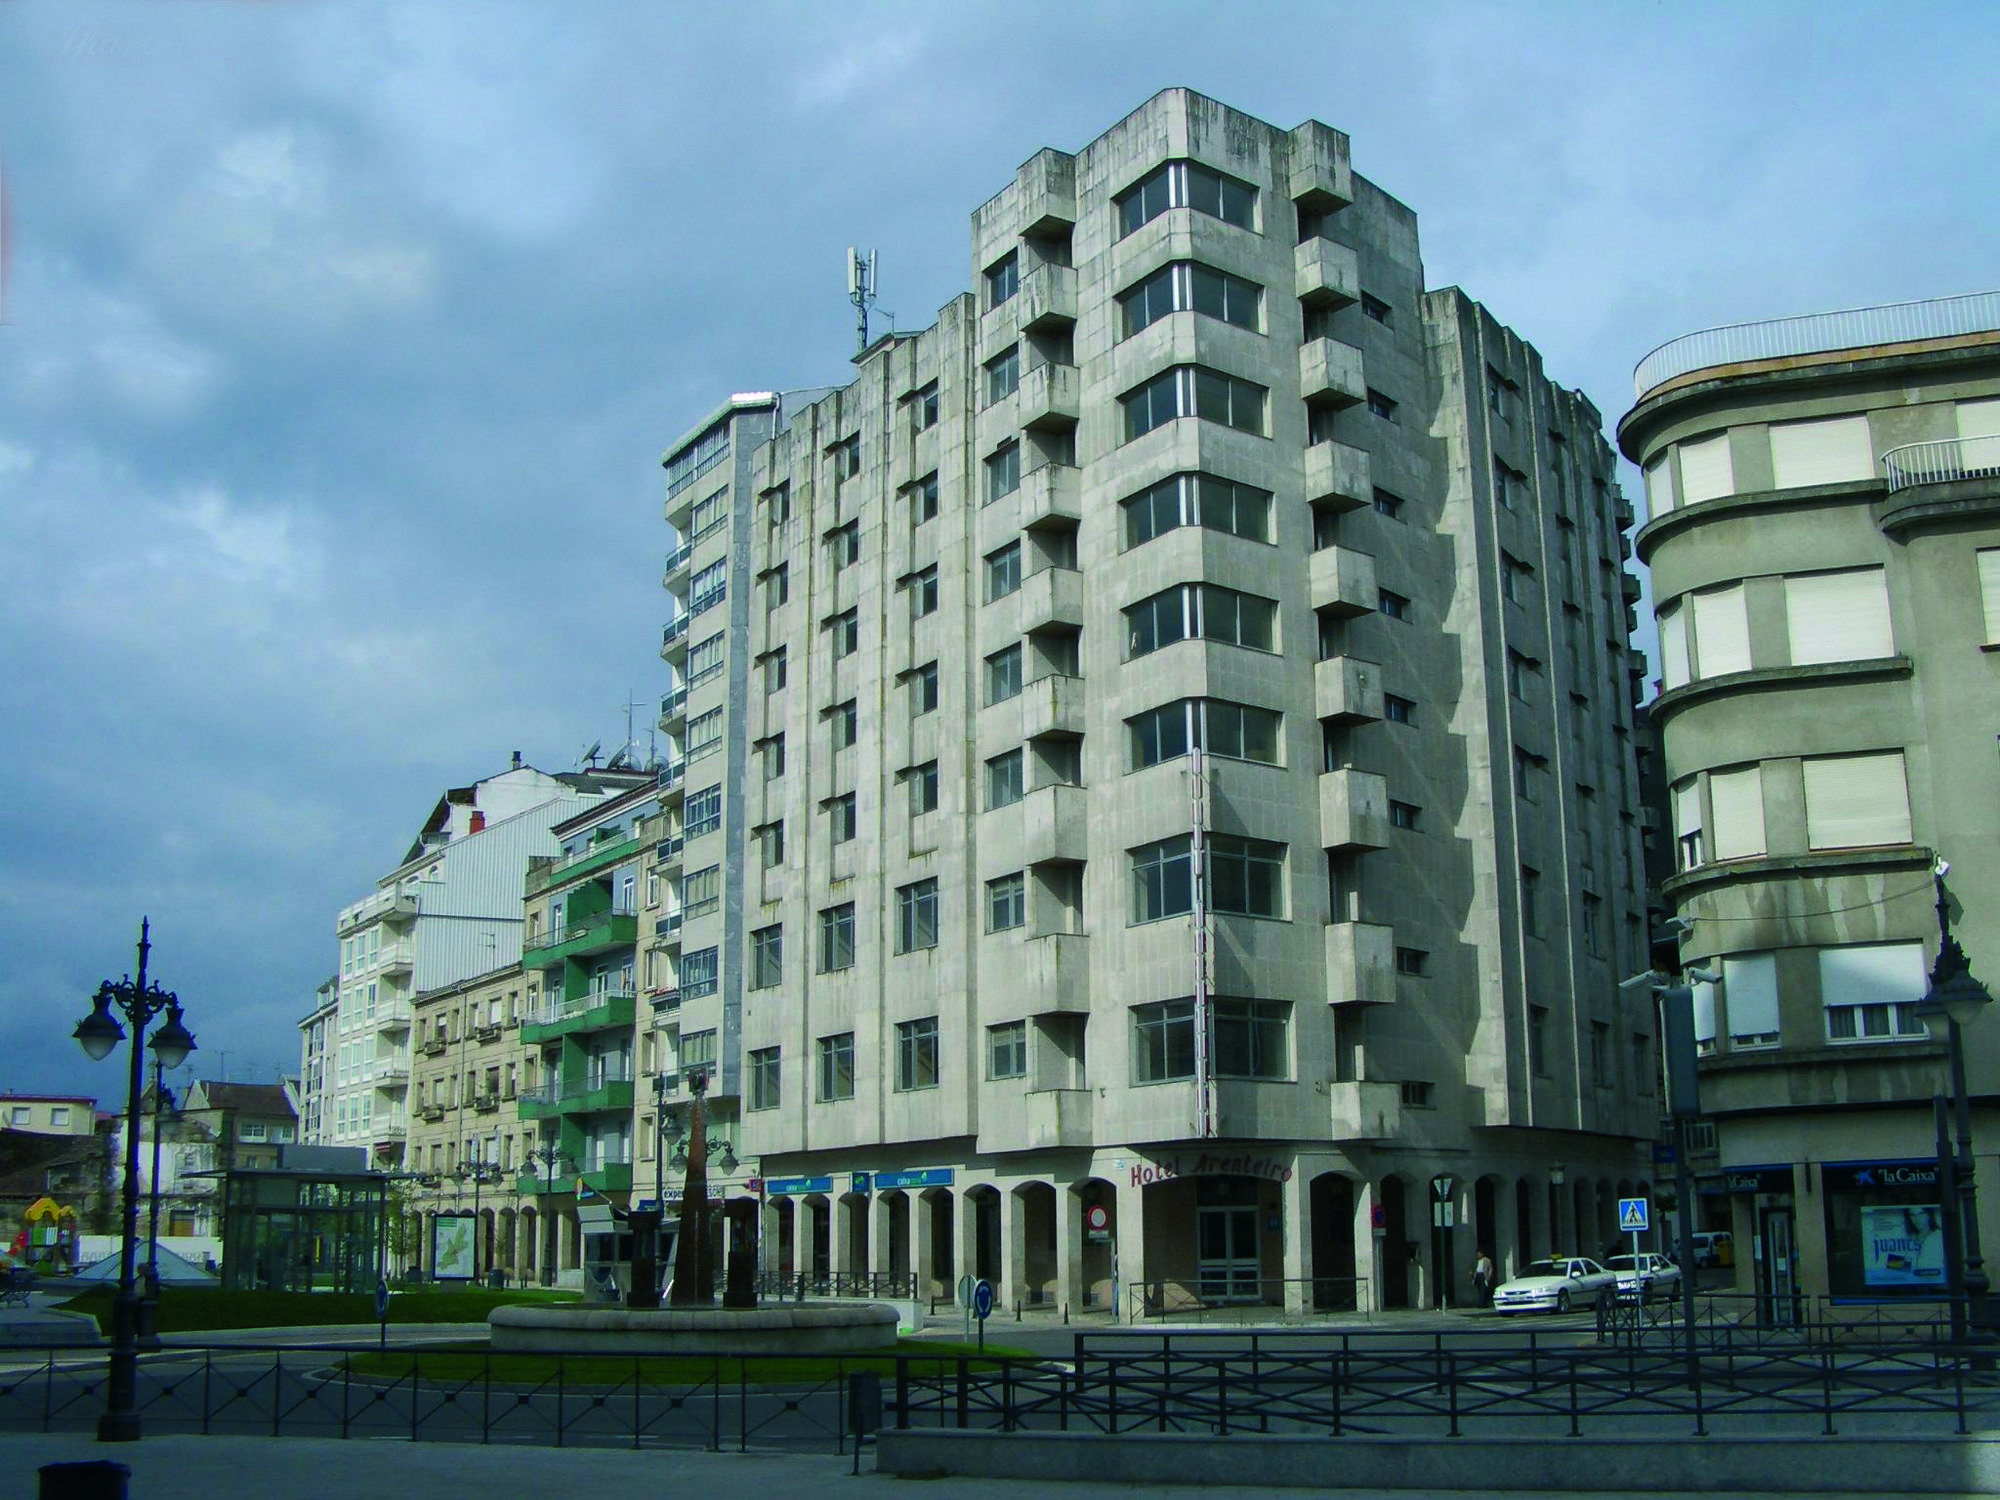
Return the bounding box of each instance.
[1823,1160,1939,1193]
[763,1175,834,1197]
[874,1167,954,1191]
[1710,1165,1795,1196]
[1127,1150,1294,1188]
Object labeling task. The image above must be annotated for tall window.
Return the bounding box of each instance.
[1122,473,1272,548]
[748,1047,780,1111]
[689,559,727,613]
[986,442,1021,502]
[985,250,1019,308]
[1129,698,1281,769]
[1117,160,1256,236]
[906,760,940,816]
[827,792,857,844]
[909,564,938,619]
[986,541,1022,601]
[831,608,859,658]
[897,878,940,953]
[985,749,1025,809]
[985,644,1023,704]
[684,785,722,838]
[985,345,1020,404]
[896,1017,940,1091]
[826,520,860,570]
[1130,836,1196,923]
[988,1021,1028,1080]
[818,904,856,973]
[987,872,1026,932]
[1125,583,1277,657]
[1213,998,1289,1078]
[1118,261,1261,338]
[680,947,719,1000]
[686,707,724,758]
[686,632,725,685]
[1208,835,1285,917]
[831,698,859,750]
[1122,365,1267,441]
[1132,998,1196,1083]
[817,1033,855,1101]
[750,925,782,990]
[909,661,939,715]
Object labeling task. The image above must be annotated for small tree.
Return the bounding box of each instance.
[383,1183,424,1275]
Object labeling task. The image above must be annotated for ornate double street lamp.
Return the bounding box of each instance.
[1916,860,1992,1344]
[454,1154,504,1282]
[74,919,197,1442]
[522,1140,576,1287]
[139,1059,175,1347]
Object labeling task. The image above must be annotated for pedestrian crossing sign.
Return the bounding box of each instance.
[1618,1198,1649,1233]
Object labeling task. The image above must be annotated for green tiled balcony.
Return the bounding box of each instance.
[520,989,637,1044]
[582,1162,633,1194]
[515,1170,574,1197]
[523,910,639,971]
[517,1085,562,1122]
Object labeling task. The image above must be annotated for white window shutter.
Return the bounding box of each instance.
[1802,752,1912,849]
[1692,978,1718,1045]
[1785,568,1893,665]
[1644,453,1678,519]
[1724,953,1779,1042]
[1659,603,1690,690]
[1708,766,1766,860]
[1959,398,2000,476]
[1818,943,1926,1010]
[1677,433,1734,504]
[1691,586,1752,677]
[1768,415,1874,489]
[1978,548,2000,645]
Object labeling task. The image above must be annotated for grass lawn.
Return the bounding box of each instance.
[58,1285,581,1335]
[341,1338,1038,1387]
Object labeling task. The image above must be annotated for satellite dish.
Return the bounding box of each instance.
[581,740,603,767]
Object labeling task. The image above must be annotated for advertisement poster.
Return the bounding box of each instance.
[1860,1205,1946,1286]
[431,1214,476,1281]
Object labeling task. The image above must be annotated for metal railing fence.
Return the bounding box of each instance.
[1880,436,2000,492]
[1122,1276,1371,1324]
[754,1270,916,1301]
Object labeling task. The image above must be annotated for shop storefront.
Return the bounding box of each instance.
[1821,1159,1947,1300]
[1700,1163,1797,1319]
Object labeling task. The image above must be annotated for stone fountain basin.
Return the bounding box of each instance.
[489,1301,901,1354]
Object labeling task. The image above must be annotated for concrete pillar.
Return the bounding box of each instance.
[1531,1177,1553,1263]
[1351,1179,1378,1313]
[798,1198,822,1288]
[871,1194,897,1286]
[829,1195,852,1283]
[905,1193,929,1301]
[1112,1172,1148,1321]
[761,1197,784,1282]
[1281,1168,1311,1315]
[1054,1184,1084,1317]
[955,1189,981,1292]
[1490,1184,1518,1283]
[1001,1187,1027,1312]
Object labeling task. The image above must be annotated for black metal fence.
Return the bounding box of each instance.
[753,1271,915,1301]
[1121,1277,1371,1323]
[1595,1289,1971,1351]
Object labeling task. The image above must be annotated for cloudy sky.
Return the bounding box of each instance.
[3,0,1996,1105]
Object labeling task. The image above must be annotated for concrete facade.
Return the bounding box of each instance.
[1621,290,2000,1305]
[660,91,1656,1317]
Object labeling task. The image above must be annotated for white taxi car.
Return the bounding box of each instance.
[1491,1255,1617,1315]
[1605,1252,1681,1300]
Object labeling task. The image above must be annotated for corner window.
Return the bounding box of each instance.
[1125,583,1276,658]
[1122,473,1272,549]
[1116,160,1255,237]
[1122,365,1267,441]
[1128,698,1280,769]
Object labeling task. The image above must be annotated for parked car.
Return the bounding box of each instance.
[1688,1231,1734,1269]
[1491,1256,1618,1315]
[1605,1252,1681,1300]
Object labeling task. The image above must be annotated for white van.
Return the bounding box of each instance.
[1689,1230,1734,1268]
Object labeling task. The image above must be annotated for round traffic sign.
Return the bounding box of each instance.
[972,1278,995,1321]
[374,1276,390,1321]
[1085,1204,1110,1233]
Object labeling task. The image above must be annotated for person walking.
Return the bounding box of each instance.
[1471,1249,1496,1308]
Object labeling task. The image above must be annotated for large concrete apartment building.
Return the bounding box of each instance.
[1622,290,2000,1306]
[649,90,1656,1316]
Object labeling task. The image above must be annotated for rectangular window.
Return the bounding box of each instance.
[750,925,782,990]
[1128,697,1280,769]
[1124,583,1276,658]
[1672,778,1703,870]
[987,1021,1027,1080]
[685,707,724,758]
[830,608,859,658]
[758,733,785,779]
[1768,415,1873,489]
[764,562,789,608]
[906,760,940,816]
[764,482,791,526]
[1803,752,1912,849]
[1360,292,1391,325]
[1690,585,1751,677]
[1122,472,1272,548]
[1821,942,1928,1042]
[1677,432,1734,505]
[684,785,722,839]
[986,541,1022,601]
[896,878,940,954]
[1208,834,1285,917]
[689,558,727,614]
[817,1032,855,1102]
[1506,649,1538,700]
[1384,694,1415,724]
[1379,589,1410,621]
[818,904,856,973]
[1520,866,1540,937]
[1725,952,1780,1048]
[985,345,1021,404]
[1708,765,1767,861]
[680,947,719,1000]
[1366,388,1398,422]
[831,698,859,750]
[1395,946,1428,976]
[763,647,787,694]
[987,872,1026,932]
[896,1017,940,1091]
[986,443,1021,502]
[909,564,939,619]
[1118,261,1261,338]
[914,383,939,431]
[826,520,860,570]
[748,1047,780,1111]
[1130,835,1196,923]
[910,661,939,715]
[1528,1004,1549,1073]
[686,631,726,685]
[1785,568,1893,665]
[1116,160,1255,237]
[682,864,721,918]
[914,471,939,523]
[985,749,1025,809]
[1980,548,2000,644]
[985,644,1023,704]
[1121,365,1267,441]
[985,250,1019,308]
[1132,998,1197,1083]
[1213,997,1289,1079]
[1389,800,1421,831]
[827,792,857,845]
[1373,487,1404,520]
[755,820,785,868]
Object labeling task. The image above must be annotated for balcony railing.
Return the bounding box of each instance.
[1633,289,2000,398]
[1880,436,2000,493]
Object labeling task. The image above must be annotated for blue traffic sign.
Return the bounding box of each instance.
[972,1278,995,1321]
[1618,1197,1650,1233]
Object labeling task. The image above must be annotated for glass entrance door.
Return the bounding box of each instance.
[1196,1205,1261,1302]
[1760,1207,1799,1326]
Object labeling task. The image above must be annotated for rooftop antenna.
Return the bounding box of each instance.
[847,245,878,354]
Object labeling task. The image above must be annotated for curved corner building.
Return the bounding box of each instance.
[1620,292,2000,1307]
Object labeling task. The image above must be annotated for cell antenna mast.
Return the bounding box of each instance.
[847,245,879,354]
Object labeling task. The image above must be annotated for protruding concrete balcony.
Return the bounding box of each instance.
[1620,571,1643,605]
[1286,121,1354,213]
[1325,920,1395,1006]
[1019,262,1077,334]
[1022,674,1085,740]
[1018,1087,1093,1149]
[1019,362,1080,431]
[1019,931,1090,1014]
[1020,463,1082,529]
[1305,440,1371,512]
[1295,238,1360,311]
[1315,655,1383,725]
[1017,149,1077,237]
[1319,768,1389,852]
[1309,544,1377,618]
[1022,783,1088,865]
[1020,566,1084,632]
[1301,337,1366,410]
[1328,1081,1400,1141]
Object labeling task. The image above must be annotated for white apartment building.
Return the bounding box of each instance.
[656,90,1656,1316]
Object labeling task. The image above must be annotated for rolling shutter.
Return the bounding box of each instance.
[1785,568,1892,664]
[1659,603,1690,690]
[1643,453,1678,519]
[1802,752,1911,849]
[1677,434,1735,504]
[1672,779,1702,869]
[1692,978,1718,1048]
[1707,766,1766,860]
[1691,586,1751,677]
[1723,953,1779,1043]
[1768,415,1874,489]
[1958,397,2000,473]
[1979,549,2000,645]
[1818,943,1926,1011]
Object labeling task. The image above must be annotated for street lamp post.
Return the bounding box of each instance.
[455,1155,501,1282]
[1917,861,1993,1343]
[522,1140,575,1287]
[73,919,197,1443]
[137,1059,173,1348]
